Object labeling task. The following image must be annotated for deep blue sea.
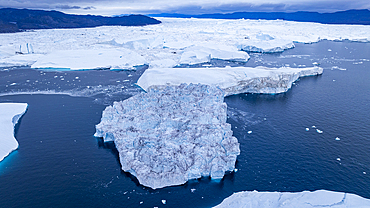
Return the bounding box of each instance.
[0,40,369,208]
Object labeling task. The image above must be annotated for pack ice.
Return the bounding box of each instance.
[1,17,370,70]
[0,103,28,162]
[214,190,370,208]
[95,84,240,189]
[137,66,323,96]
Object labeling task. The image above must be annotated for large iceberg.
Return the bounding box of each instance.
[137,66,323,96]
[95,84,240,189]
[0,103,28,162]
[214,190,370,208]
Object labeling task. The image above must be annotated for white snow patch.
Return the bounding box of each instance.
[0,103,28,162]
[214,190,370,208]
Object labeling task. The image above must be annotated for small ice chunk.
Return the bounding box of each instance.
[337,158,341,161]
[364,172,367,175]
[140,201,143,204]
[234,168,238,172]
[312,126,316,128]
[306,128,309,131]
[191,189,196,193]
[10,83,17,86]
[248,131,252,134]
[335,137,341,141]
[162,200,166,204]
[316,129,323,133]
[75,77,79,79]
[328,49,332,51]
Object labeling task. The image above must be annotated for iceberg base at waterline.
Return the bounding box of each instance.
[95,84,240,189]
[0,103,28,162]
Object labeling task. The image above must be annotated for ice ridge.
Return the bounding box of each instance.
[95,84,240,189]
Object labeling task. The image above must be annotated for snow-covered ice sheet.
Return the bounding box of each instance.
[1,18,370,70]
[95,84,240,189]
[137,66,323,96]
[214,190,370,208]
[0,103,28,162]
[31,48,146,70]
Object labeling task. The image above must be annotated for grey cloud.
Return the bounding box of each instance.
[55,5,81,9]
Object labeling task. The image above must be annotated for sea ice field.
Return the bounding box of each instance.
[0,18,370,207]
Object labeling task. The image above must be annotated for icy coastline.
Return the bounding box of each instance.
[0,17,370,70]
[137,66,323,96]
[95,84,240,189]
[0,103,28,162]
[214,190,370,208]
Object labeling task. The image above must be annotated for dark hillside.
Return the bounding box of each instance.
[0,8,161,33]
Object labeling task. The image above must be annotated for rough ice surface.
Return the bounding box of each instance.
[214,190,370,208]
[95,84,240,189]
[137,66,323,96]
[1,18,370,70]
[0,103,28,162]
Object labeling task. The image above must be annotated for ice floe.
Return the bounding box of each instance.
[95,84,240,189]
[214,190,370,208]
[1,17,370,70]
[0,103,28,162]
[137,66,323,96]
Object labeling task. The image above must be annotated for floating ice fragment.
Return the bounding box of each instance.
[312,62,320,66]
[191,189,196,193]
[248,131,252,134]
[140,201,143,204]
[316,129,323,133]
[9,83,17,86]
[337,158,341,161]
[312,125,316,128]
[75,77,79,79]
[328,49,332,51]
[306,128,309,131]
[335,137,341,141]
[364,172,367,174]
[234,168,238,172]
[162,200,166,204]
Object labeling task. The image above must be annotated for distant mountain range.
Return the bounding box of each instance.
[0,8,161,33]
[150,9,370,25]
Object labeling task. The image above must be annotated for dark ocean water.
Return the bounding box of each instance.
[0,40,369,208]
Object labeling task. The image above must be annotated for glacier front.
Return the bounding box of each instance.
[95,84,240,189]
[0,103,28,162]
[137,66,323,97]
[214,190,370,208]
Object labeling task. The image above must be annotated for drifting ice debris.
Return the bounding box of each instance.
[137,66,323,97]
[214,190,370,208]
[335,137,341,141]
[0,103,28,162]
[337,158,341,161]
[161,200,166,204]
[316,129,323,134]
[247,131,252,134]
[306,128,309,131]
[95,84,240,189]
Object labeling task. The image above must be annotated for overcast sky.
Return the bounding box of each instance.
[0,0,369,16]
